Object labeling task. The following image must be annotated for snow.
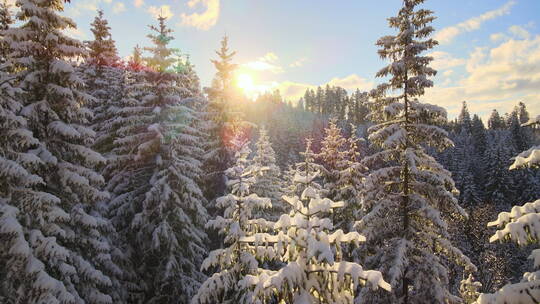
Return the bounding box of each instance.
[489,199,540,244]
[510,146,540,169]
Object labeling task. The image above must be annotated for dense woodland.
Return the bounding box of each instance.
[0,0,539,303]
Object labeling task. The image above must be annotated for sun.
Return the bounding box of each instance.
[236,73,255,92]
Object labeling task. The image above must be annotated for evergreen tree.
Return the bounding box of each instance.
[487,110,506,130]
[317,120,364,230]
[192,143,272,304]
[251,126,283,217]
[204,36,241,202]
[471,114,487,156]
[0,0,12,64]
[517,102,530,125]
[453,130,481,206]
[107,16,209,303]
[81,10,123,154]
[509,109,529,152]
[458,101,472,133]
[238,140,391,303]
[1,0,123,302]
[476,118,540,304]
[127,44,146,72]
[484,132,516,207]
[351,89,370,125]
[357,1,475,302]
[143,16,176,72]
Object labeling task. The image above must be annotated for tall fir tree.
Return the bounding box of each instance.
[0,0,12,64]
[476,118,540,304]
[204,35,241,202]
[458,101,472,134]
[193,143,273,304]
[107,15,209,303]
[488,110,506,130]
[81,10,123,154]
[1,0,124,302]
[251,126,283,218]
[238,140,391,303]
[317,120,364,230]
[357,1,475,302]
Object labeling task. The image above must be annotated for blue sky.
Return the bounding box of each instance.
[54,0,540,120]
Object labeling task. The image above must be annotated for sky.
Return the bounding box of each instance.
[27,0,540,120]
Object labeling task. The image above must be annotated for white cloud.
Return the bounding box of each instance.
[327,74,374,92]
[66,0,115,17]
[490,32,508,42]
[241,52,283,73]
[434,1,515,44]
[180,0,220,30]
[133,0,144,8]
[112,2,126,14]
[147,5,174,19]
[443,70,454,77]
[508,25,531,40]
[289,57,308,68]
[429,51,466,70]
[63,27,86,39]
[490,24,533,43]
[424,34,540,120]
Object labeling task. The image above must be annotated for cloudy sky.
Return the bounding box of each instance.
[46,0,540,119]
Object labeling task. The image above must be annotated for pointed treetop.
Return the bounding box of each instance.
[144,15,177,72]
[210,35,238,90]
[86,9,119,67]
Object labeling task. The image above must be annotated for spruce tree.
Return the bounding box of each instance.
[0,0,12,64]
[238,140,391,303]
[484,132,516,207]
[192,143,272,304]
[357,1,475,302]
[487,110,506,130]
[476,118,540,304]
[204,36,241,201]
[81,10,123,154]
[107,15,209,303]
[1,0,123,302]
[458,101,472,134]
[317,120,364,230]
[251,126,283,217]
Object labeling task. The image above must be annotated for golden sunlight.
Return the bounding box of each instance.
[236,73,255,92]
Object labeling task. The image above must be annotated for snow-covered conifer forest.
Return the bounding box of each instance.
[0,0,539,303]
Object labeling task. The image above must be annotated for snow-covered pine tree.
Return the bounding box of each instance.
[488,110,506,130]
[484,132,516,207]
[317,120,364,230]
[251,126,283,218]
[143,16,176,72]
[173,55,201,96]
[80,10,123,154]
[192,142,273,304]
[476,117,540,304]
[1,0,124,302]
[0,0,12,64]
[356,1,475,302]
[0,48,45,303]
[203,35,241,202]
[238,140,391,303]
[107,15,209,303]
[457,101,472,134]
[453,129,482,206]
[127,44,146,72]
